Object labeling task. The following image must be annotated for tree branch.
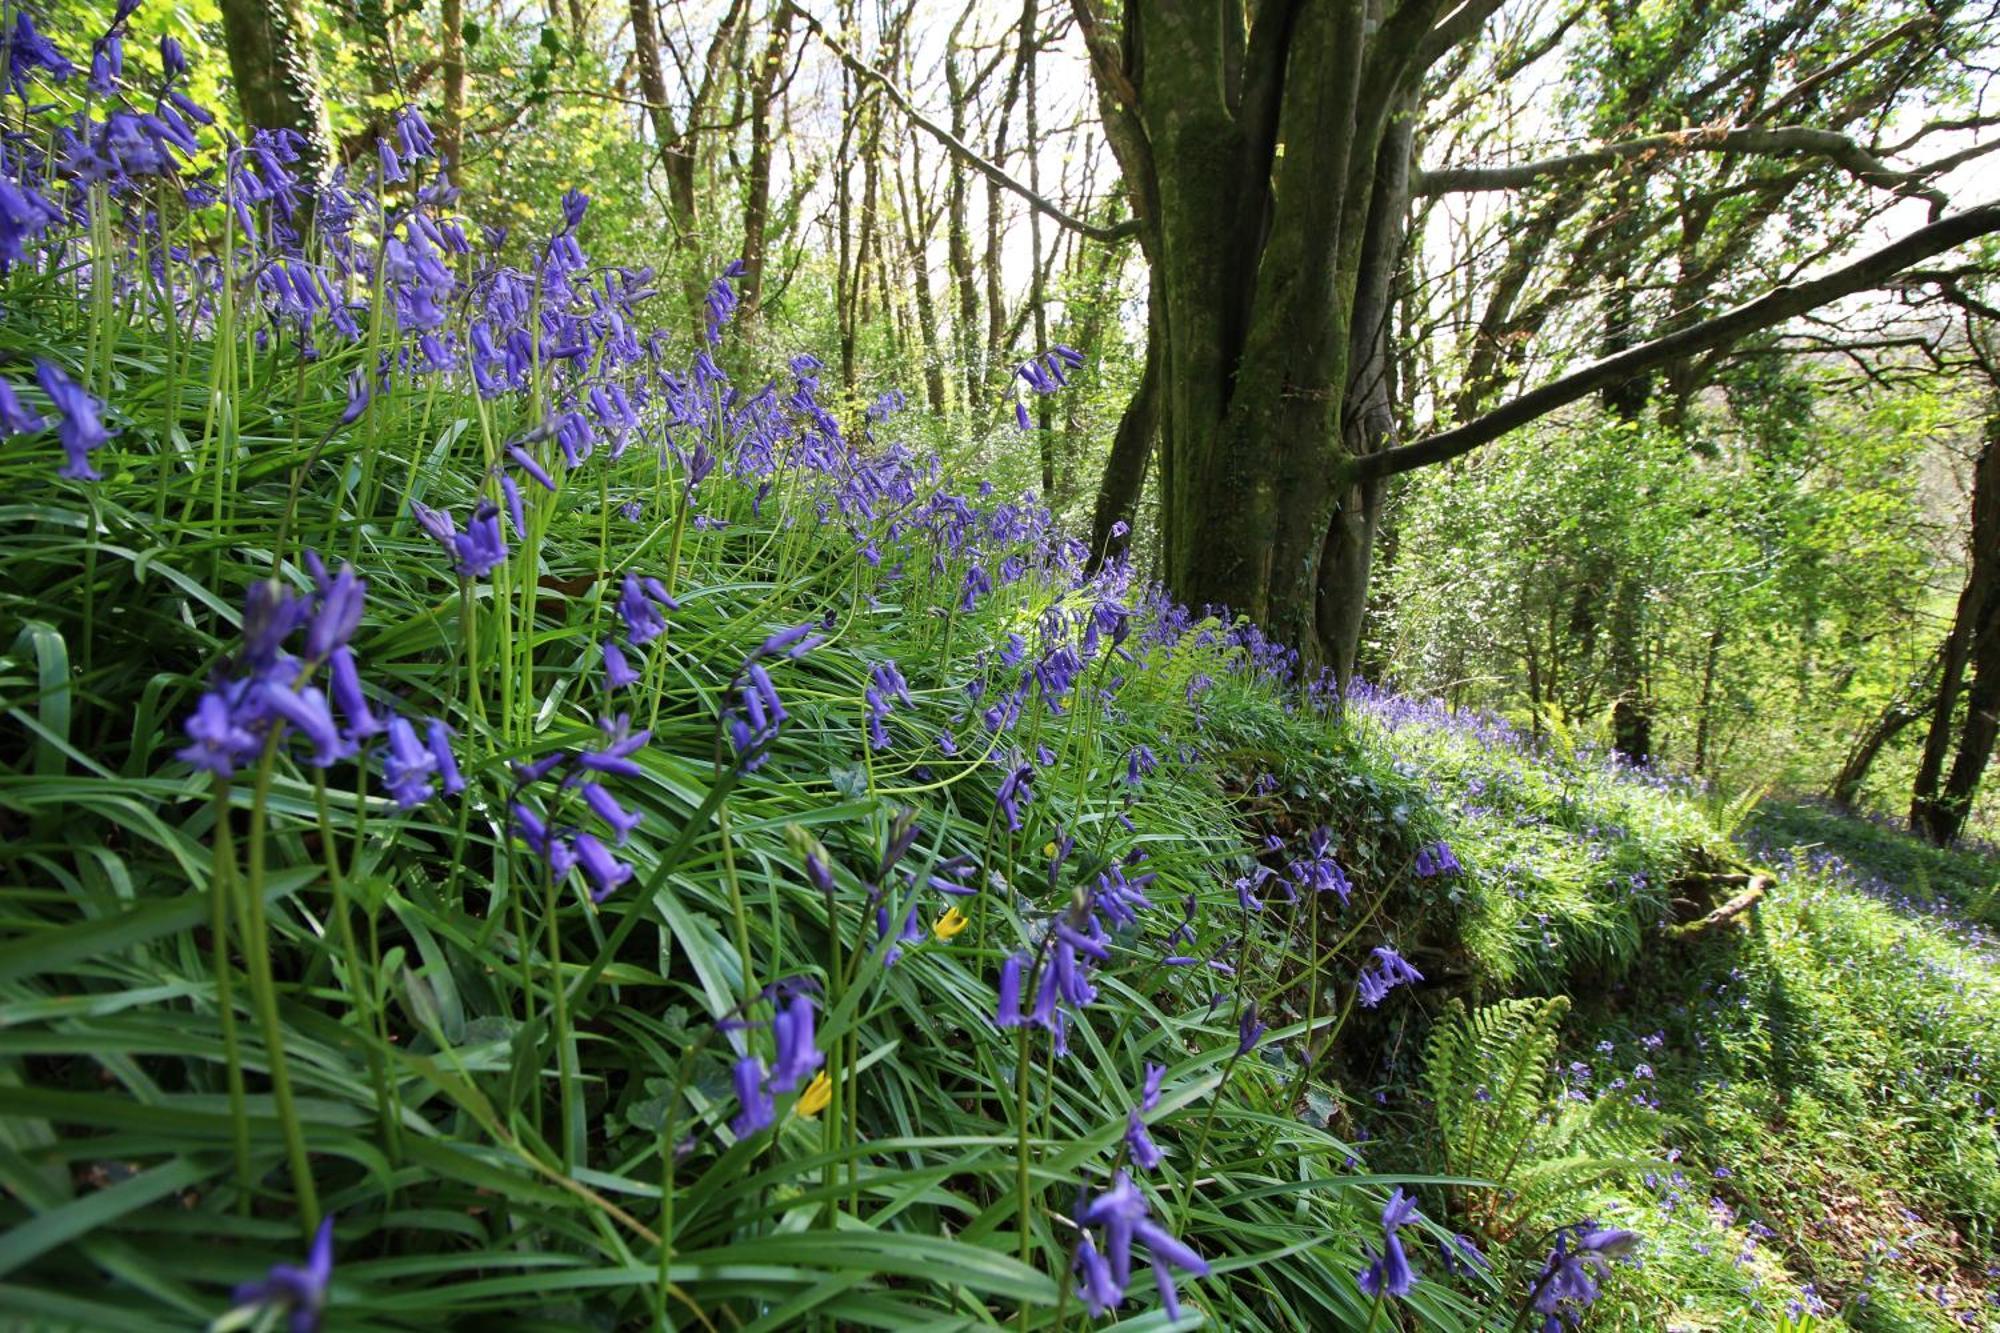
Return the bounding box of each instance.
[785,1,1137,243]
[1355,201,2000,481]
[1415,124,1951,217]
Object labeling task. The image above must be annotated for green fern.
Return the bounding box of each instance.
[1424,996,1658,1236]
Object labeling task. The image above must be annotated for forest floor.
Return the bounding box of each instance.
[1553,797,2000,1330]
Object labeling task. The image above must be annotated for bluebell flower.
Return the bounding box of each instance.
[426,718,464,795]
[1077,1171,1209,1318]
[602,638,641,690]
[1415,840,1462,878]
[1126,1109,1163,1170]
[230,1214,335,1333]
[994,953,1028,1028]
[573,831,633,901]
[325,646,383,739]
[178,690,259,777]
[0,379,40,434]
[451,501,507,577]
[1237,1001,1266,1055]
[730,1055,774,1137]
[6,12,74,98]
[382,715,438,806]
[36,360,112,481]
[1356,945,1424,1008]
[1356,1188,1421,1299]
[768,992,823,1092]
[0,177,62,268]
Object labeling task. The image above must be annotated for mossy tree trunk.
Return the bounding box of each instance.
[218,0,332,184]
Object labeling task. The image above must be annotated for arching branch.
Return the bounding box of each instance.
[1354,201,2000,481]
[1415,125,1954,217]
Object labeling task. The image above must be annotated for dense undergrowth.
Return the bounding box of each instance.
[1,9,1997,1331]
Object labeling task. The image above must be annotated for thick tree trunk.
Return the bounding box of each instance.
[1914,420,2000,844]
[218,0,331,184]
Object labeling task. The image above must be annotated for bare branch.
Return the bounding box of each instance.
[1415,124,1951,217]
[1356,201,2000,481]
[784,1,1137,243]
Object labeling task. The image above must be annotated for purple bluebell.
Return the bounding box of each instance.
[602,638,641,690]
[1356,945,1424,1009]
[178,690,260,777]
[451,502,507,577]
[426,718,464,796]
[994,953,1028,1028]
[994,762,1032,831]
[36,361,112,481]
[1126,1109,1163,1170]
[730,1055,774,1137]
[768,992,823,1093]
[1356,1188,1420,1299]
[579,780,642,844]
[1237,1002,1265,1055]
[1077,1171,1209,1319]
[0,177,62,268]
[574,830,633,901]
[381,715,438,806]
[6,12,74,98]
[0,379,40,434]
[325,646,383,740]
[1415,840,1462,878]
[230,1213,334,1333]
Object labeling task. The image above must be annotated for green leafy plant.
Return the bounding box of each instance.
[1423,996,1657,1238]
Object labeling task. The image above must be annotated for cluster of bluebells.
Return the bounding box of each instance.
[507,631,653,900]
[1011,344,1086,431]
[179,556,462,809]
[864,659,911,751]
[1526,1224,1639,1330]
[1356,944,1424,1008]
[1072,1171,1211,1320]
[728,982,824,1137]
[723,622,825,772]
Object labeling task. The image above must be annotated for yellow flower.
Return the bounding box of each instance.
[933,905,970,942]
[792,1070,832,1119]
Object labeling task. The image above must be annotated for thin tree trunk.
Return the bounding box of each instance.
[740,3,795,328]
[1831,646,1941,808]
[1089,289,1160,565]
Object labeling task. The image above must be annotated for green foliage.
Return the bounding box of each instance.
[1423,996,1655,1238]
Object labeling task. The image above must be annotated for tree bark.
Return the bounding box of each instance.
[1913,418,2000,844]
[218,0,332,184]
[439,0,466,187]
[740,3,796,328]
[1089,288,1160,565]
